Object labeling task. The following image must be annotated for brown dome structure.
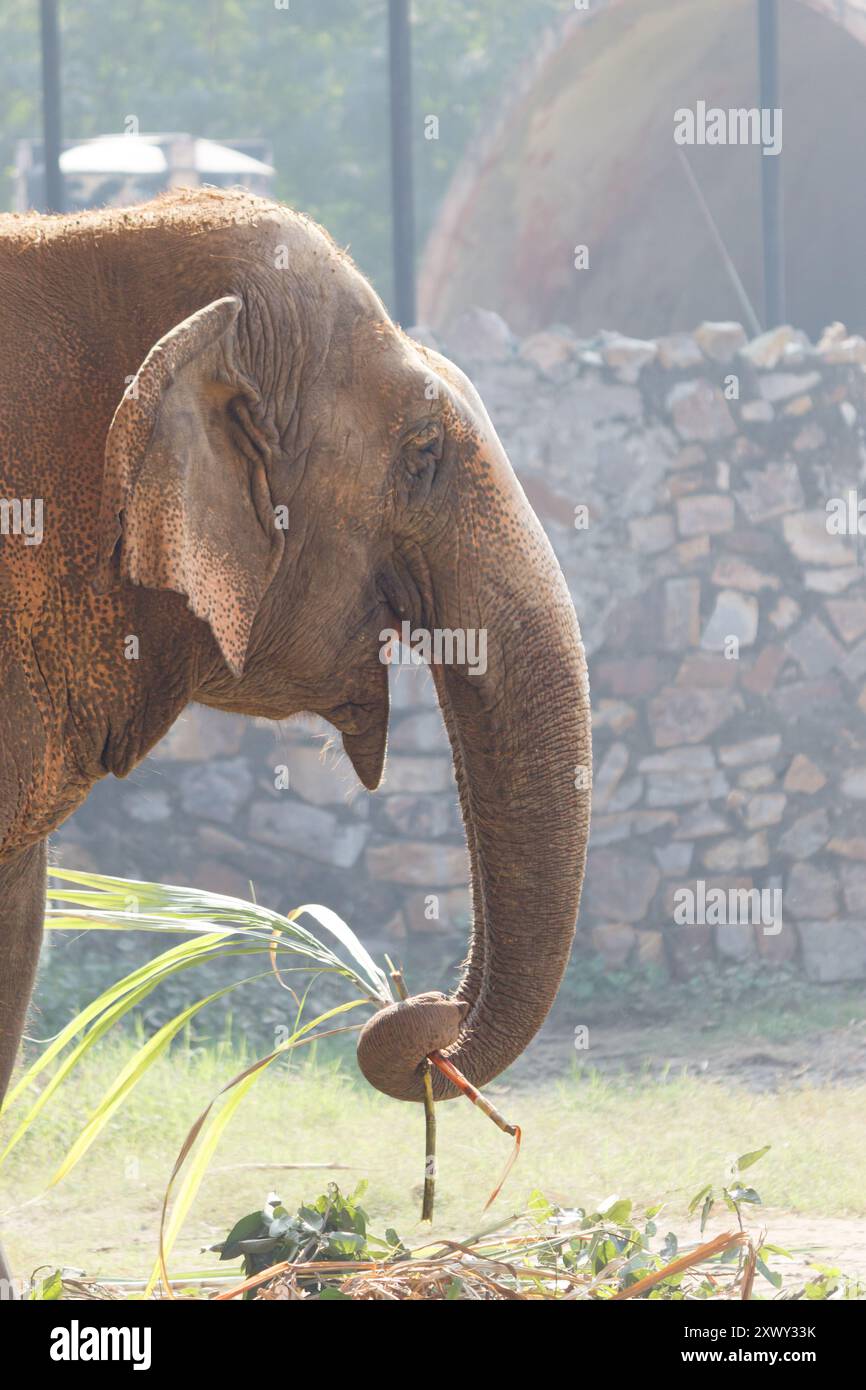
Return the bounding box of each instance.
[419,0,866,339]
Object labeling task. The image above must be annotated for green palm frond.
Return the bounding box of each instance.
[1,868,394,1274]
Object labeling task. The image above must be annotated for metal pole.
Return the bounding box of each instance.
[40,0,64,212]
[388,0,416,326]
[757,0,784,326]
[678,151,762,338]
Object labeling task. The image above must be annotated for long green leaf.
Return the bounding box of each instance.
[151,998,369,1294]
[48,976,272,1186]
[1,931,234,1117]
[290,904,392,1002]
[46,869,391,1000]
[8,870,389,1205]
[0,944,265,1164]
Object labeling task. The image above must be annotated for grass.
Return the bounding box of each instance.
[3,871,863,1296]
[2,1034,865,1284]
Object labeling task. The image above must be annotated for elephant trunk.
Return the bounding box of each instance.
[357,429,591,1101]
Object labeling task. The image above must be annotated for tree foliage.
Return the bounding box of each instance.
[0,0,564,307]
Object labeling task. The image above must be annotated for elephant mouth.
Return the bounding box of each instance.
[321,664,390,792]
[324,695,382,738]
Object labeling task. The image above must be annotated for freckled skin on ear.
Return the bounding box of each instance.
[98,296,285,677]
[0,188,589,1148]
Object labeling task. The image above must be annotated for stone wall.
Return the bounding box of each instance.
[54,313,866,982]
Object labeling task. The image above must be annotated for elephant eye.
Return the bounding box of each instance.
[403,419,444,477]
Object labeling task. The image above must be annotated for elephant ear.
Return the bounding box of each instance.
[96,295,284,676]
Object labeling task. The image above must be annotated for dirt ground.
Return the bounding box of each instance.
[521,1017,866,1289]
[748,1214,866,1286]
[562,1016,866,1092]
[3,1008,863,1294]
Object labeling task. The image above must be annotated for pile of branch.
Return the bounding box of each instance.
[236,1224,751,1302]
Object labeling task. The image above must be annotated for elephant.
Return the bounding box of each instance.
[0,187,591,1290]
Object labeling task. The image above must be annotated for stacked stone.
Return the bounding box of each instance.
[442,311,866,982]
[53,312,866,982]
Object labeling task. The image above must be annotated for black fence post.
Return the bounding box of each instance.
[40,0,64,213]
[388,0,416,326]
[757,0,785,327]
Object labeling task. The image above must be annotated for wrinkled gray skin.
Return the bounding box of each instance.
[0,189,591,1293]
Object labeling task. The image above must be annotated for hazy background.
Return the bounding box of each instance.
[0,0,564,309]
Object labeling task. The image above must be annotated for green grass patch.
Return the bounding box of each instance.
[3,1038,865,1283]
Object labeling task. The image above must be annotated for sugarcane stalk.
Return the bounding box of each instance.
[384,959,521,1216]
[421,1062,436,1221]
[386,959,438,1221]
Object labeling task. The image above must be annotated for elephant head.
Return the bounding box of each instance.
[95,196,591,1102]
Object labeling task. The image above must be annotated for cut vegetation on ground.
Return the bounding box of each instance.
[1,872,864,1299]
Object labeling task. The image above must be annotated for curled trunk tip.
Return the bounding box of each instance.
[356,992,469,1102]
